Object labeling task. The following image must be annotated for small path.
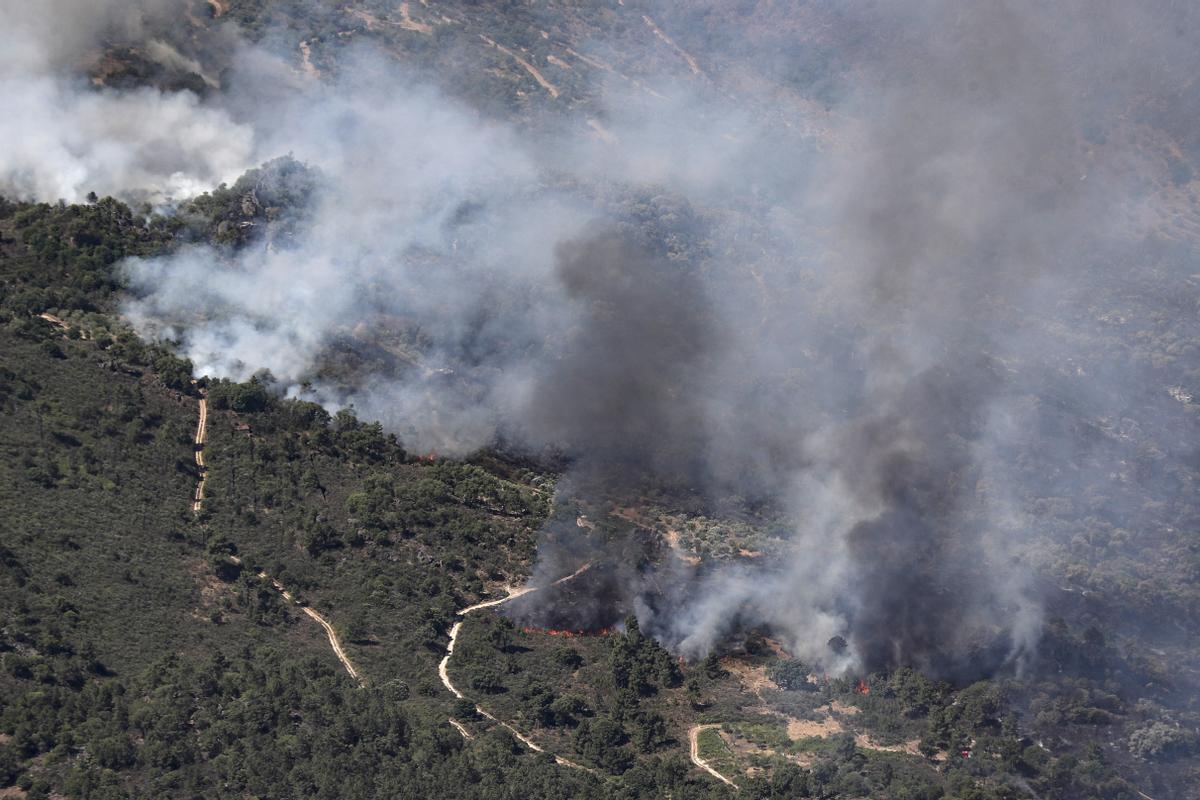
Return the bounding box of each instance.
[458,586,535,616]
[191,391,207,513]
[438,573,597,774]
[642,15,704,77]
[196,402,360,685]
[563,48,666,100]
[397,2,432,33]
[438,620,465,698]
[689,724,739,789]
[297,41,320,79]
[298,602,363,684]
[36,312,92,340]
[228,556,364,685]
[479,34,560,98]
[550,562,591,586]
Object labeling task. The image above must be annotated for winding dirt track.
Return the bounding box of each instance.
[438,580,594,773]
[227,555,364,685]
[188,391,696,778]
[191,393,207,513]
[448,718,473,740]
[689,724,739,788]
[194,381,360,685]
[479,34,560,98]
[298,601,363,684]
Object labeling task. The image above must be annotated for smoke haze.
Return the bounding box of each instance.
[0,0,252,203]
[5,0,1200,680]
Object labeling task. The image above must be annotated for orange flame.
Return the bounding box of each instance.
[855,679,870,695]
[522,627,612,638]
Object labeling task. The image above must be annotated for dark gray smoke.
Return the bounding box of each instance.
[517,229,723,488]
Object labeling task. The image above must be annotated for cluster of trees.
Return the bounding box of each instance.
[1127,723,1197,762]
[2,626,618,800]
[452,611,681,775]
[769,658,815,691]
[180,156,319,248]
[609,615,681,698]
[1,196,174,318]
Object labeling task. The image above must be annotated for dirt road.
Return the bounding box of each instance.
[191,394,207,512]
[438,585,536,699]
[259,571,362,684]
[550,562,591,586]
[438,576,596,773]
[37,312,70,329]
[479,34,560,98]
[642,15,704,77]
[299,603,363,684]
[438,620,466,698]
[689,724,739,789]
[193,397,362,684]
[226,556,364,685]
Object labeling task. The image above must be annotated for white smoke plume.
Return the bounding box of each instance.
[0,0,254,203]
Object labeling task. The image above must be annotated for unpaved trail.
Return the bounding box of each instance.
[37,312,92,339]
[642,15,704,77]
[438,585,535,698]
[297,41,320,79]
[438,573,597,774]
[479,34,560,98]
[227,556,364,685]
[438,620,466,698]
[448,718,473,740]
[564,47,666,100]
[397,2,433,33]
[299,602,363,684]
[689,724,739,788]
[192,397,361,684]
[458,586,535,615]
[263,570,363,684]
[551,561,591,586]
[191,393,207,513]
[37,312,70,329]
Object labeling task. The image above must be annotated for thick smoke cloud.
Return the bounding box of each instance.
[8,0,1200,680]
[517,230,723,485]
[125,55,590,457]
[0,0,253,203]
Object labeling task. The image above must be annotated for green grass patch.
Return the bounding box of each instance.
[697,727,739,775]
[724,718,792,751]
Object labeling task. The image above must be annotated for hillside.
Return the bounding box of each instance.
[3,2,1200,799]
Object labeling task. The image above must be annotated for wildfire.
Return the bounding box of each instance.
[855,679,871,695]
[420,453,438,462]
[522,627,612,638]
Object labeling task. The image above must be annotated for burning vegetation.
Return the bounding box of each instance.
[521,627,613,638]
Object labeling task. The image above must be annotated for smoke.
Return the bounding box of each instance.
[0,0,254,203]
[124,52,592,457]
[514,229,724,485]
[7,1,1200,680]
